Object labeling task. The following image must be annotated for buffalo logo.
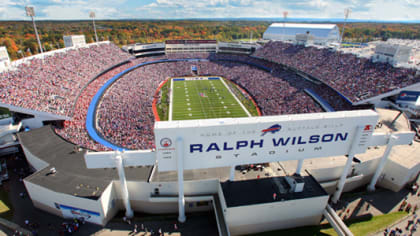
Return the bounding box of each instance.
[261,124,282,136]
[364,125,372,131]
[160,138,172,147]
[400,93,407,98]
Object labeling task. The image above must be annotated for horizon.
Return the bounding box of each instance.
[1,0,419,22]
[0,17,419,24]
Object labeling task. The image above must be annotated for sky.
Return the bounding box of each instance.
[0,0,419,21]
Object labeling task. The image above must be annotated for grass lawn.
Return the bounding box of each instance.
[334,212,408,236]
[252,212,408,236]
[171,77,251,120]
[0,187,13,220]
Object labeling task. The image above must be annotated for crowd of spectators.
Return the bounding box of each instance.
[0,43,132,117]
[54,61,135,151]
[253,41,420,102]
[3,45,358,151]
[94,55,335,150]
[96,60,194,150]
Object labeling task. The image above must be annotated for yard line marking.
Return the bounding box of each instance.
[192,79,209,119]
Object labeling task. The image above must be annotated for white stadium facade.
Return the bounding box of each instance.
[0,24,420,235]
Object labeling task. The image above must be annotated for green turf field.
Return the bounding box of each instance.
[170,77,250,120]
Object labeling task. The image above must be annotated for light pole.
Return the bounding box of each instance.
[339,8,351,48]
[90,11,99,43]
[283,11,288,41]
[25,6,43,54]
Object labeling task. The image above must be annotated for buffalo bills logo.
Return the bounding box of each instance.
[400,93,407,97]
[160,138,172,147]
[364,125,372,131]
[261,124,282,136]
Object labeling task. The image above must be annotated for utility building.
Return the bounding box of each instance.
[263,23,340,45]
[373,43,412,66]
[63,35,87,48]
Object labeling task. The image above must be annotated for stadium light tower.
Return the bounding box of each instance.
[283,11,288,42]
[339,8,351,48]
[25,6,43,54]
[90,11,99,42]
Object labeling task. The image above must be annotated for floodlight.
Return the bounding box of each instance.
[282,11,289,41]
[25,6,35,17]
[344,8,351,19]
[339,8,352,48]
[25,6,43,54]
[90,11,99,42]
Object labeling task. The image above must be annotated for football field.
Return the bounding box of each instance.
[170,77,251,120]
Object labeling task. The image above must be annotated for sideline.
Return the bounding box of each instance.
[220,77,251,117]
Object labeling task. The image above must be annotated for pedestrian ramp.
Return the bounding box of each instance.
[323,204,354,236]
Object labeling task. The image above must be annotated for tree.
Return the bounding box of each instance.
[23,38,38,54]
[0,37,19,59]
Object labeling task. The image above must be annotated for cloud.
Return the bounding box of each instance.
[40,4,118,19]
[0,0,27,19]
[0,0,418,20]
[404,0,420,7]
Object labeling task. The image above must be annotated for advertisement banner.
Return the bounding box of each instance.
[59,204,102,225]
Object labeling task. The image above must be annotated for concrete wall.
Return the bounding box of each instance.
[110,179,220,214]
[99,182,120,225]
[378,159,420,192]
[21,146,49,171]
[24,180,106,225]
[310,164,347,182]
[224,195,329,235]
[310,156,381,184]
[218,183,228,213]
[310,147,420,194]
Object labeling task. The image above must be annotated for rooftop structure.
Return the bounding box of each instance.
[263,23,340,45]
[63,35,87,48]
[373,43,412,66]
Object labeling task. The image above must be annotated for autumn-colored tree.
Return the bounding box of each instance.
[0,20,419,60]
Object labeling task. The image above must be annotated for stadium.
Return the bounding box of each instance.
[1,27,420,235]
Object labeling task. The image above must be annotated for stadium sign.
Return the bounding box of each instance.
[154,110,378,172]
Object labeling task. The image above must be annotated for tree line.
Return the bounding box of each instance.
[0,20,419,60]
